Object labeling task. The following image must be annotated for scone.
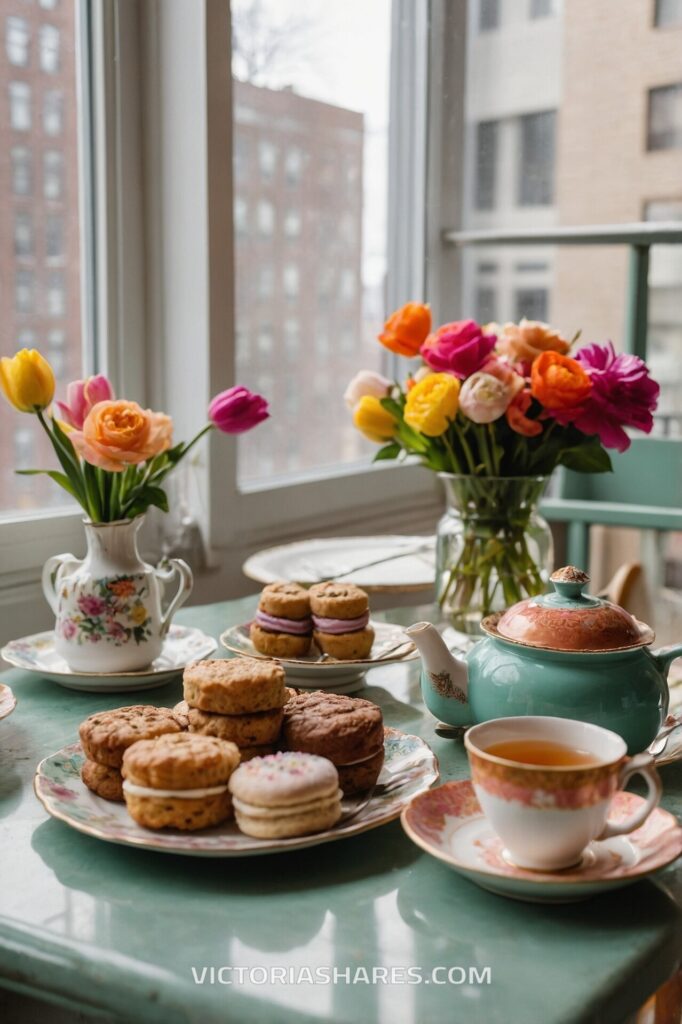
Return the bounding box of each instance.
[250,582,313,657]
[229,751,342,838]
[173,700,283,746]
[183,658,286,714]
[282,691,384,796]
[309,583,374,660]
[122,733,240,831]
[79,704,181,805]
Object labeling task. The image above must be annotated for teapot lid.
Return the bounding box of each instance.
[485,566,654,652]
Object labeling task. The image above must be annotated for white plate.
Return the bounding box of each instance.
[34,729,439,857]
[220,619,417,690]
[0,683,16,721]
[243,535,436,593]
[1,625,217,693]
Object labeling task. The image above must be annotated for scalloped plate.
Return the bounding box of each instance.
[34,728,438,856]
[0,684,16,721]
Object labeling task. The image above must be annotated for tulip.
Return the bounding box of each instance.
[459,372,512,424]
[56,375,114,429]
[352,395,397,443]
[378,303,431,358]
[0,348,55,413]
[343,370,392,411]
[404,373,460,437]
[208,386,269,434]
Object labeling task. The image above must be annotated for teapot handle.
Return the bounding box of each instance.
[42,553,80,614]
[155,558,194,636]
[652,642,682,678]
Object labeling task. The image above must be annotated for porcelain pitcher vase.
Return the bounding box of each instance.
[42,518,193,673]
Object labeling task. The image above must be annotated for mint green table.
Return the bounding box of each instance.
[1,597,682,1024]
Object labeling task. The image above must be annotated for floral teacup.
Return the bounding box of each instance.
[465,716,662,871]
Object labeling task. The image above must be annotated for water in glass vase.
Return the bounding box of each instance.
[436,475,553,636]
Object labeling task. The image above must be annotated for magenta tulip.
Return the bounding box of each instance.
[56,375,114,429]
[208,386,269,434]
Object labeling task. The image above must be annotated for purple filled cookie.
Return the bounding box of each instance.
[251,582,312,658]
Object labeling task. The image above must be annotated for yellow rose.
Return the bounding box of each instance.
[352,395,397,443]
[0,349,55,413]
[404,373,460,437]
[130,604,148,625]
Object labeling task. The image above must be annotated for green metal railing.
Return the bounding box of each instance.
[442,222,682,359]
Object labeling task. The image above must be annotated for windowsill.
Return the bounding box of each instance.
[238,454,419,495]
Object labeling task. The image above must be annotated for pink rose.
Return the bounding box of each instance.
[78,594,106,617]
[61,619,77,640]
[56,375,114,430]
[343,370,392,410]
[459,372,515,424]
[420,320,497,379]
[208,386,269,434]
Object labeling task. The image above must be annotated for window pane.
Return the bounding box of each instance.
[474,120,498,209]
[479,0,499,31]
[0,0,86,518]
[518,110,555,205]
[647,83,682,150]
[655,0,682,27]
[232,0,391,484]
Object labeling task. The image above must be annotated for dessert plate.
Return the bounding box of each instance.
[401,780,682,903]
[0,683,16,720]
[243,535,435,593]
[1,625,217,693]
[34,728,438,857]
[220,620,417,691]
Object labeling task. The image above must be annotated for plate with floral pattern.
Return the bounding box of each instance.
[1,625,217,693]
[401,780,682,903]
[0,684,16,720]
[34,728,438,856]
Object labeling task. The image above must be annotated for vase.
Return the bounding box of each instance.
[436,475,553,636]
[42,517,194,673]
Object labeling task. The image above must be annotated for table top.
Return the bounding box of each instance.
[2,596,682,1024]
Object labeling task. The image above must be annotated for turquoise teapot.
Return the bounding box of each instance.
[406,566,682,754]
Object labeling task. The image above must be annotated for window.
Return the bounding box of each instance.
[257,265,274,299]
[45,213,64,259]
[475,121,498,209]
[40,0,59,8]
[15,269,34,314]
[339,269,356,302]
[257,199,274,235]
[257,326,274,354]
[283,209,301,238]
[17,329,36,347]
[515,287,549,322]
[39,25,60,74]
[46,271,66,316]
[233,196,248,235]
[479,0,500,31]
[43,150,63,198]
[14,211,33,258]
[283,264,299,299]
[6,16,29,66]
[530,0,559,18]
[47,328,67,377]
[284,146,303,185]
[476,286,497,323]
[648,84,682,150]
[43,89,63,135]
[283,318,300,358]
[258,140,277,181]
[654,0,682,26]
[9,81,31,131]
[11,146,32,194]
[13,428,35,471]
[518,110,556,205]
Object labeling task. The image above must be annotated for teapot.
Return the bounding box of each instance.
[406,566,682,754]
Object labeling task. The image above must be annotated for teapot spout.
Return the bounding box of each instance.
[405,621,469,706]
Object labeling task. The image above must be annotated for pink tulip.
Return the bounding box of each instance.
[208,386,269,434]
[56,375,114,429]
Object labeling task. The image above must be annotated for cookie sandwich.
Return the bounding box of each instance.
[308,583,374,660]
[250,582,313,657]
[282,691,385,796]
[122,732,240,831]
[229,751,342,838]
[79,704,181,802]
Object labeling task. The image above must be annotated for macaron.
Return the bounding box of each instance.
[308,583,374,660]
[250,582,313,658]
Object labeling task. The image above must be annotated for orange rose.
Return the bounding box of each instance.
[378,302,431,357]
[531,352,592,411]
[495,319,570,364]
[71,400,173,472]
[506,388,542,437]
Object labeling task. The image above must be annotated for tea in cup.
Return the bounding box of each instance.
[464,716,662,871]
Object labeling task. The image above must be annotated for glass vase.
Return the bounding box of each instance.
[436,474,553,636]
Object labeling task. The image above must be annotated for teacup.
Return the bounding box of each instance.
[464,716,662,871]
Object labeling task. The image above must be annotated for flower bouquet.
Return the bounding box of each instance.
[345,305,660,632]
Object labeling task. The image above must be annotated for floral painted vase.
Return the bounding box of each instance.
[42,517,193,673]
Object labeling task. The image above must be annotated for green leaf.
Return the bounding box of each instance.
[559,438,613,474]
[373,442,401,462]
[379,397,403,420]
[16,468,80,500]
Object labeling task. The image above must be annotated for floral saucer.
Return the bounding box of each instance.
[1,625,217,693]
[220,620,417,691]
[0,683,16,720]
[401,780,682,903]
[34,728,438,857]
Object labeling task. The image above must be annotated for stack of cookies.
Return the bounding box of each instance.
[79,705,182,802]
[282,691,385,795]
[175,657,287,761]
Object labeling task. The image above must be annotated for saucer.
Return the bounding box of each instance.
[1,625,217,693]
[401,780,682,903]
[0,683,16,720]
[220,619,417,690]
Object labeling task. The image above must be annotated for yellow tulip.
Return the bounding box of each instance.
[404,372,460,437]
[353,395,397,444]
[0,349,55,413]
